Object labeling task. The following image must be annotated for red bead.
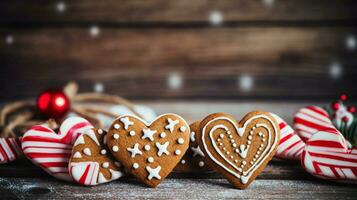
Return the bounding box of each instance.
[348,106,356,113]
[36,89,70,119]
[342,116,349,122]
[331,102,340,110]
[340,94,347,101]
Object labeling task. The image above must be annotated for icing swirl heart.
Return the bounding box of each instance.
[106,114,190,187]
[197,112,279,189]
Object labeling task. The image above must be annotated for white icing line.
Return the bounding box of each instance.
[202,115,278,185]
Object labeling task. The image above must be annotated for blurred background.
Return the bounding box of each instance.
[0,1,356,101]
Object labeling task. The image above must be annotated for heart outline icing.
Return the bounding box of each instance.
[200,112,279,188]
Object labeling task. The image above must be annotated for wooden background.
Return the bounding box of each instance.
[0,0,357,100]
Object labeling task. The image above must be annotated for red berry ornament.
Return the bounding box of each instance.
[342,116,349,123]
[36,89,70,119]
[348,106,356,113]
[340,94,347,101]
[331,102,340,110]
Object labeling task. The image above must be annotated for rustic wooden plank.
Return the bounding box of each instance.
[0,158,308,180]
[0,177,355,199]
[0,28,356,100]
[0,0,357,24]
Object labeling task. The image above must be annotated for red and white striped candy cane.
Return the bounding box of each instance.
[0,137,22,164]
[271,113,305,160]
[294,106,334,142]
[302,128,357,182]
[21,117,93,181]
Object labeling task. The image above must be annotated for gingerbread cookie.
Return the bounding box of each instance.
[196,112,280,189]
[106,114,190,187]
[69,128,124,186]
[174,121,212,173]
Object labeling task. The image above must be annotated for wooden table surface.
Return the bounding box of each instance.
[0,101,356,199]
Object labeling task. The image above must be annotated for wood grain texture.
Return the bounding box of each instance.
[1,28,356,100]
[0,0,357,25]
[0,177,355,199]
[0,158,308,180]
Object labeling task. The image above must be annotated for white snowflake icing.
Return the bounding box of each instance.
[127,143,143,158]
[155,141,170,156]
[165,118,179,133]
[120,117,134,130]
[146,166,162,180]
[142,128,157,141]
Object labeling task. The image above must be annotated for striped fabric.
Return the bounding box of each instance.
[271,113,305,160]
[302,129,357,182]
[21,117,93,181]
[293,106,334,142]
[0,137,22,164]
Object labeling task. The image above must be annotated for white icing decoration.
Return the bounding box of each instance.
[198,161,205,167]
[142,128,157,141]
[238,144,248,159]
[155,141,170,156]
[75,135,85,145]
[114,124,120,129]
[85,129,100,146]
[219,134,224,138]
[228,135,233,139]
[180,126,187,132]
[165,118,179,133]
[248,135,252,140]
[103,135,107,145]
[113,134,120,139]
[242,161,247,165]
[98,172,108,184]
[177,138,184,144]
[148,157,154,163]
[144,144,151,151]
[190,132,196,142]
[73,151,82,158]
[201,115,278,185]
[181,159,186,164]
[258,132,263,136]
[83,148,91,156]
[191,145,205,157]
[112,146,119,152]
[129,131,136,136]
[175,149,181,155]
[146,166,162,180]
[97,129,103,134]
[100,149,107,155]
[232,143,237,148]
[133,163,139,169]
[127,143,143,158]
[160,132,166,138]
[110,169,123,180]
[102,162,109,168]
[120,117,134,130]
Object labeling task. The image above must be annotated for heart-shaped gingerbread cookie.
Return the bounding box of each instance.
[106,114,190,187]
[69,128,124,186]
[196,112,280,189]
